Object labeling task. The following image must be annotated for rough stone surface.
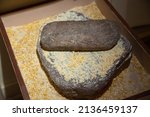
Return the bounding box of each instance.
[40,20,120,51]
[37,36,132,99]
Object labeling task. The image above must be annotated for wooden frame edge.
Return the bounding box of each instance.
[0,18,30,100]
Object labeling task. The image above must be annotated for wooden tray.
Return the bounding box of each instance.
[0,0,150,99]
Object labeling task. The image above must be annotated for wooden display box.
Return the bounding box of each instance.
[0,0,150,100]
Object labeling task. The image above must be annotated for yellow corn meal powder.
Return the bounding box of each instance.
[44,39,124,83]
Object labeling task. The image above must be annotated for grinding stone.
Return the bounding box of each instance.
[37,36,132,99]
[40,20,120,51]
[37,11,132,99]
